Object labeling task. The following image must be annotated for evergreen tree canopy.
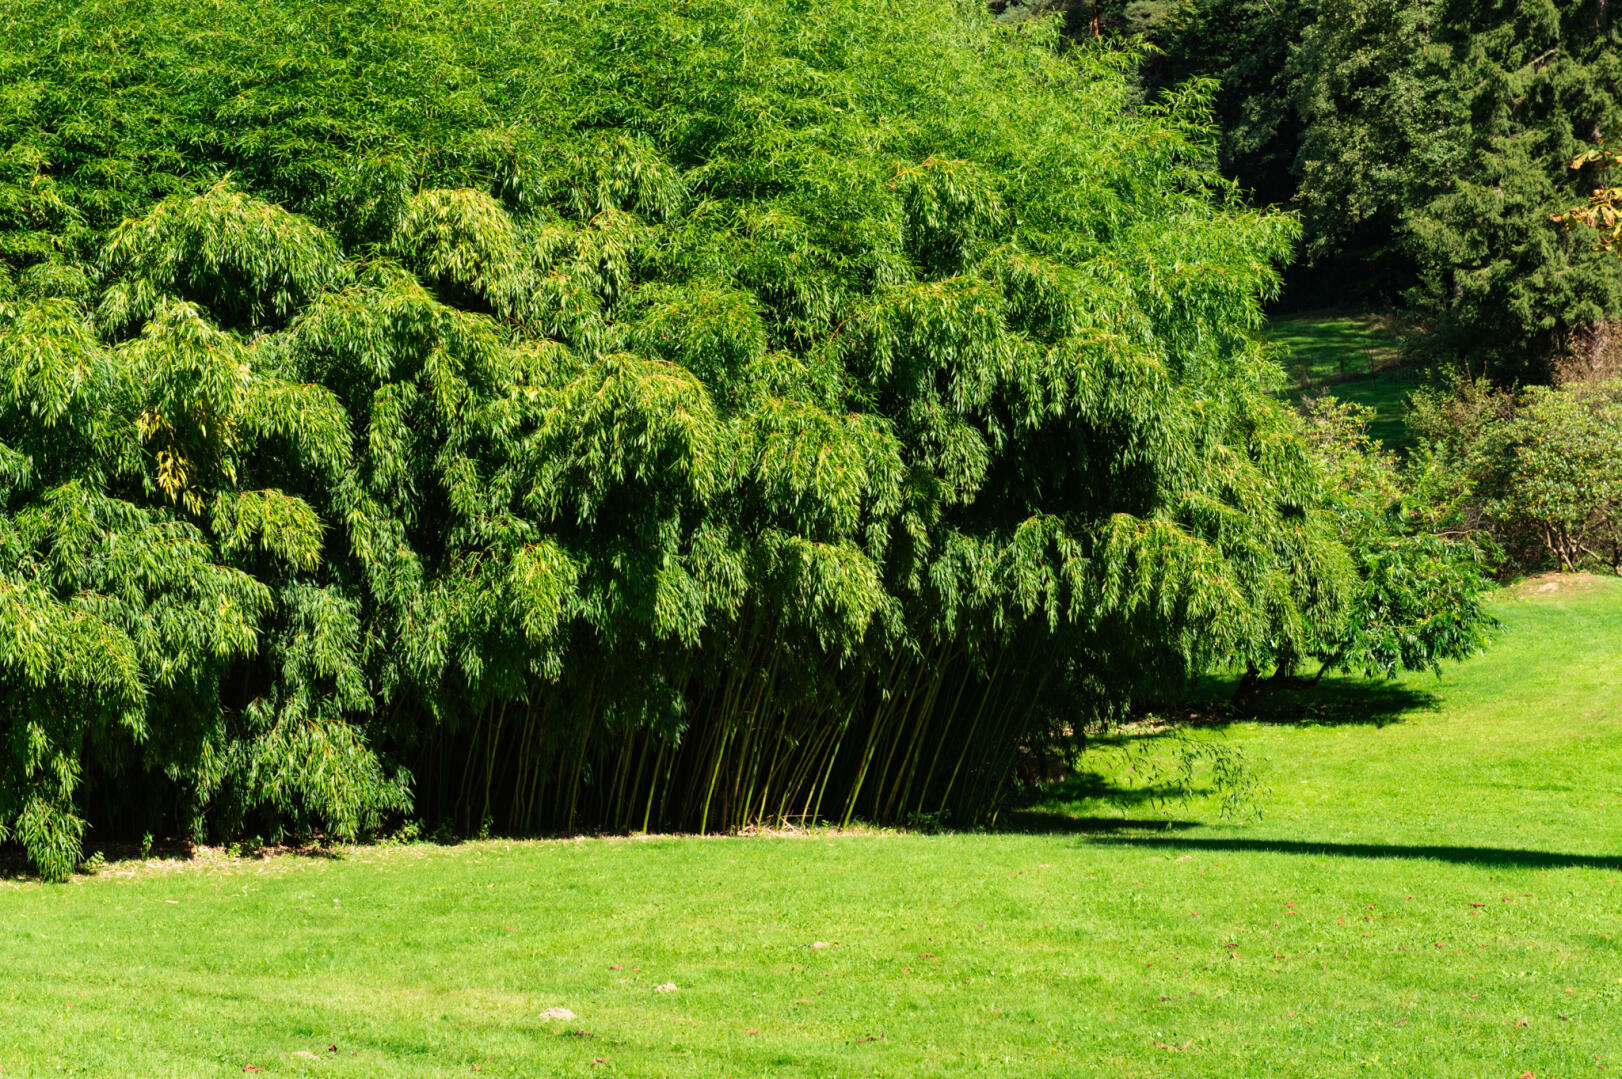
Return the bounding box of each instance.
[1155,0,1622,378]
[0,0,1484,878]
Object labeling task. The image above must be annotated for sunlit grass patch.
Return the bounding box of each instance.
[1268,310,1419,449]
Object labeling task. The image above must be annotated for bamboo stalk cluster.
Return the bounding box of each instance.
[1,0,1394,878]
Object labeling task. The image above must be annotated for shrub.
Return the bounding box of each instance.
[1294,397,1493,681]
[1411,377,1622,574]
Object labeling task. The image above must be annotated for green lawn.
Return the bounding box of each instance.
[1296,368,1419,451]
[1266,310,1403,383]
[5,579,1622,1077]
[1267,310,1420,450]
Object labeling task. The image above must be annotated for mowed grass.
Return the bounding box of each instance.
[4,581,1622,1077]
[1298,369,1418,451]
[1267,310,1403,384]
[1267,309,1420,449]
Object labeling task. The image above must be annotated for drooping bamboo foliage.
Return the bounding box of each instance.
[0,0,1463,878]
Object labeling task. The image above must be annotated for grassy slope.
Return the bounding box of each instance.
[4,580,1621,1078]
[1268,311,1403,382]
[1268,310,1419,449]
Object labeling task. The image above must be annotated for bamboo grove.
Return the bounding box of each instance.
[0,0,1488,877]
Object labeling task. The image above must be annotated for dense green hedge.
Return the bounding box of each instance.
[0,0,1482,878]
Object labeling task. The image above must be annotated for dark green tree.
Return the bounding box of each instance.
[1153,0,1622,376]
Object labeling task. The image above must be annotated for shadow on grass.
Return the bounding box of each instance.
[1037,770,1191,807]
[1087,835,1622,871]
[1191,677,1442,729]
[995,810,1200,835]
[994,768,1206,834]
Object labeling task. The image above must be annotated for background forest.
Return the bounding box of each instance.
[3,0,1613,879]
[1008,0,1621,372]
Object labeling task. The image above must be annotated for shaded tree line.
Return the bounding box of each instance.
[1034,0,1621,382]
